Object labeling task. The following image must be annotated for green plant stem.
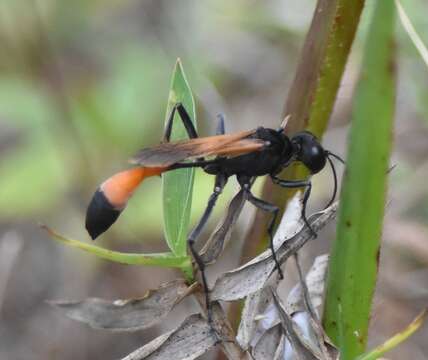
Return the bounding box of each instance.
[323,1,396,358]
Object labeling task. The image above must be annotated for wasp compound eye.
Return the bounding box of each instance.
[292,132,327,174]
[301,143,326,174]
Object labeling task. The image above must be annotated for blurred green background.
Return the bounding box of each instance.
[0,0,427,359]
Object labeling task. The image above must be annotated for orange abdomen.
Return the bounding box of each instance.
[85,166,167,239]
[101,167,165,209]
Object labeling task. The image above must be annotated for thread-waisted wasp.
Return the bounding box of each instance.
[85,103,343,319]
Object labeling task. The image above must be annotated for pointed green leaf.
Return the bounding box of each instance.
[323,1,396,359]
[162,59,196,256]
[357,310,427,360]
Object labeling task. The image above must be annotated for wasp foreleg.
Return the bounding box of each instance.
[270,176,315,237]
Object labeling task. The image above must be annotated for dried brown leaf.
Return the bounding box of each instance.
[252,324,283,360]
[286,254,329,315]
[120,314,217,360]
[272,290,323,360]
[293,254,337,360]
[200,190,246,264]
[236,278,278,350]
[48,279,190,331]
[211,204,338,302]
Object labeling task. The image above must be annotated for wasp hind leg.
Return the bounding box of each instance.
[238,176,284,279]
[187,174,228,322]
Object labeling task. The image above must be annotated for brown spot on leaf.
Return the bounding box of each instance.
[356,330,365,344]
[387,39,396,76]
[376,247,381,268]
[334,13,342,26]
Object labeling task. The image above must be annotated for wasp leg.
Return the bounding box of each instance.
[164,103,198,142]
[238,178,284,279]
[216,113,226,135]
[270,176,315,237]
[188,174,228,322]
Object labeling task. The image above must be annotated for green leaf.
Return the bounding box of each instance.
[162,59,197,257]
[395,0,428,69]
[43,225,191,269]
[323,1,396,359]
[357,310,427,360]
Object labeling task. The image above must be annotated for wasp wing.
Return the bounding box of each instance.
[130,130,264,167]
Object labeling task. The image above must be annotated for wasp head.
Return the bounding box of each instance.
[291,131,326,174]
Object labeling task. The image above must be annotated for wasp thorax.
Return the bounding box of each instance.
[292,131,326,174]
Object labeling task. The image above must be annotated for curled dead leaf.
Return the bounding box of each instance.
[48,279,191,331]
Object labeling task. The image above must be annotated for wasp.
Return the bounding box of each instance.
[85,103,343,317]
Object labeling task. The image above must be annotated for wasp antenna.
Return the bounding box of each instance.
[325,150,346,165]
[324,155,338,209]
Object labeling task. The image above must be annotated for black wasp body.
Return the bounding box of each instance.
[203,127,293,177]
[202,126,326,179]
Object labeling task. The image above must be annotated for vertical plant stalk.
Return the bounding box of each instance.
[239,0,365,289]
[225,1,366,342]
[323,1,396,358]
[285,0,365,136]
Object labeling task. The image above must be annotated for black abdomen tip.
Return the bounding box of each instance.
[85,189,121,240]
